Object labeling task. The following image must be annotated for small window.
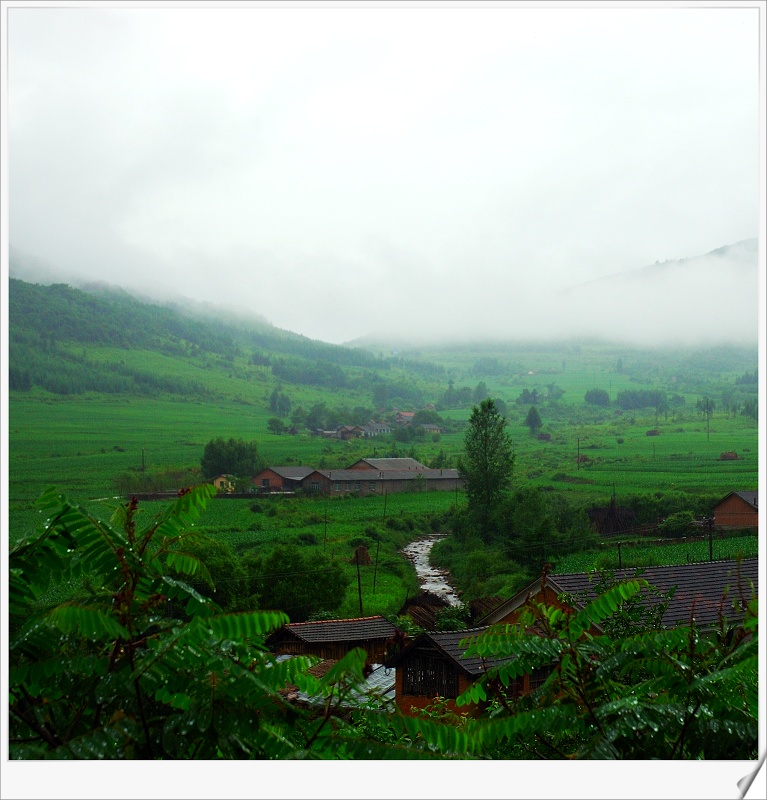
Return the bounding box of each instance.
[345,482,351,491]
[334,482,341,492]
[311,481,320,492]
[261,478,270,488]
[369,482,377,491]
[354,482,360,492]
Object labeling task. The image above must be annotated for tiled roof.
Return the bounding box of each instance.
[353,458,427,471]
[731,491,758,509]
[549,558,758,629]
[269,466,315,480]
[284,615,397,643]
[389,627,510,677]
[317,469,461,482]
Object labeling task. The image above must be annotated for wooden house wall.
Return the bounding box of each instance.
[714,495,758,529]
[394,668,476,716]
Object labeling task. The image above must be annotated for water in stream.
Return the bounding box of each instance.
[402,534,462,606]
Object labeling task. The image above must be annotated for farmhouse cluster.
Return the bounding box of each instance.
[266,557,758,716]
[250,457,465,497]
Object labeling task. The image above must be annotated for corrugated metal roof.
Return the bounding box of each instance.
[550,558,758,629]
[284,615,397,643]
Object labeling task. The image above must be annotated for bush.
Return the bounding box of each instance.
[659,510,697,538]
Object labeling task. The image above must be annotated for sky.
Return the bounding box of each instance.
[4,1,765,346]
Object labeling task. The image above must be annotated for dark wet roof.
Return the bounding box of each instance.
[716,491,759,510]
[315,468,461,481]
[388,626,510,677]
[267,466,315,480]
[351,458,427,471]
[283,615,397,643]
[549,558,758,629]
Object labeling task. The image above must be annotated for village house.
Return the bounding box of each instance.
[299,467,464,496]
[251,466,314,493]
[479,558,759,632]
[211,474,235,493]
[361,422,392,437]
[267,615,399,663]
[385,627,520,716]
[387,558,758,716]
[713,491,758,530]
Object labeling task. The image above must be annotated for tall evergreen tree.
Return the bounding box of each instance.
[460,398,514,531]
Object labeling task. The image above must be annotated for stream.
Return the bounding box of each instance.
[401,534,462,607]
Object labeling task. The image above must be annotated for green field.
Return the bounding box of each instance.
[7,280,760,625]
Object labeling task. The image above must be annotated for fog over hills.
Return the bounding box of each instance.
[10,239,760,350]
[550,238,759,347]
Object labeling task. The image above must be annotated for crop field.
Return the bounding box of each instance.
[16,492,461,619]
[551,533,759,574]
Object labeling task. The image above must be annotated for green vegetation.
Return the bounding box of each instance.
[460,397,514,530]
[200,436,264,480]
[10,486,757,762]
[458,578,758,759]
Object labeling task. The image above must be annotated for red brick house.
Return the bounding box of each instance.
[252,466,314,493]
[479,558,759,632]
[713,491,758,530]
[385,627,512,716]
[267,615,399,663]
[300,467,464,496]
[388,559,758,716]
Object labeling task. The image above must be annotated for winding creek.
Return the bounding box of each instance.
[401,534,462,606]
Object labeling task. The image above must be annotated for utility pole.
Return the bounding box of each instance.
[323,499,328,552]
[356,551,363,616]
[373,537,380,593]
[708,516,714,562]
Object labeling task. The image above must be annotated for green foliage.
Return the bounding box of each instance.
[200,437,264,479]
[460,398,514,533]
[584,388,610,407]
[434,603,471,631]
[8,486,440,761]
[242,544,352,622]
[456,579,758,759]
[523,406,542,434]
[658,510,697,538]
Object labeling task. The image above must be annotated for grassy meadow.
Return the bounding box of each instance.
[7,281,759,621]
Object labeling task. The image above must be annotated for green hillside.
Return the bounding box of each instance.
[7,277,759,547]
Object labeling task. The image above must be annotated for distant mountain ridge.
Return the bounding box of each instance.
[550,238,758,347]
[561,238,758,294]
